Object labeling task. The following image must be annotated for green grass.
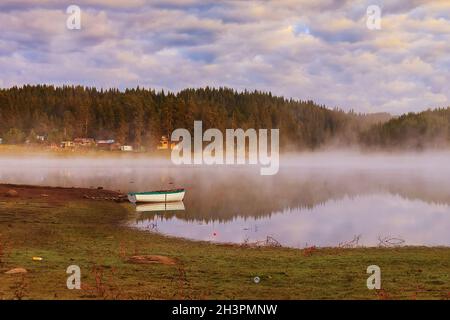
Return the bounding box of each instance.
[0,199,449,300]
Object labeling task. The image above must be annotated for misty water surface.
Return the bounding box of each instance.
[1,152,450,248]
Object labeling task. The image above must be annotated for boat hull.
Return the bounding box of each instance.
[128,189,185,203]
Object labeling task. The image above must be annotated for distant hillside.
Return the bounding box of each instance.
[361,108,450,149]
[353,112,393,127]
[4,85,447,151]
[0,85,385,150]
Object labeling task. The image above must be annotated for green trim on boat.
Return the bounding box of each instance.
[128,189,185,196]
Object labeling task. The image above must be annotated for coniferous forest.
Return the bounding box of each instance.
[0,84,449,150]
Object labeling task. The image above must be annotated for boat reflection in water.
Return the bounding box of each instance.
[134,201,186,231]
[135,201,185,213]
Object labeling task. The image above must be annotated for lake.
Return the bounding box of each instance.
[1,151,450,248]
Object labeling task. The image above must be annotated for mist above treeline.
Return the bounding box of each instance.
[0,84,449,150]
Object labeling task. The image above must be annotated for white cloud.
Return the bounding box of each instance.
[0,0,448,114]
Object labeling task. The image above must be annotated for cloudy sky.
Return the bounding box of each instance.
[0,0,449,114]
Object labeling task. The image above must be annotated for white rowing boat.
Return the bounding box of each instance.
[128,189,185,203]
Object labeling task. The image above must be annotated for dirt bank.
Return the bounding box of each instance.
[0,183,125,204]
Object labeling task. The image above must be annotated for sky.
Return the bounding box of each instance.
[0,0,449,114]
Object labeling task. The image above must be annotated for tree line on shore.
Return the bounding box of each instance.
[0,84,448,150]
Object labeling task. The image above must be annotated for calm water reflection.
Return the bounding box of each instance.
[134,194,450,247]
[1,153,450,248]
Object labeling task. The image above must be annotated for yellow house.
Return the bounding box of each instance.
[157,136,178,150]
[60,141,75,148]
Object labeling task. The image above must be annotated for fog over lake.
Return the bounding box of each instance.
[1,151,450,248]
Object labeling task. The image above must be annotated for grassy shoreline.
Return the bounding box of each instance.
[0,184,449,300]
